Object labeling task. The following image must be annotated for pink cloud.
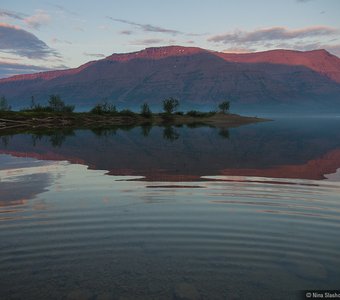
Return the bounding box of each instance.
[24,10,50,29]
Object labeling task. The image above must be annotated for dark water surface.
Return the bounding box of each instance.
[0,118,340,299]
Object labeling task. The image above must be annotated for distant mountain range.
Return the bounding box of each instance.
[1,46,340,113]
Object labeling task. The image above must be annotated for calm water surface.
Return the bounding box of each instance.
[0,118,340,300]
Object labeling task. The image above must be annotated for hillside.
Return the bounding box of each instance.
[1,46,340,113]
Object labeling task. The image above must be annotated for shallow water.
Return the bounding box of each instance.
[0,118,340,299]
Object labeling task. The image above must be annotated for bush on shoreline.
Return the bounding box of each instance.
[90,100,117,114]
[22,95,74,113]
[186,110,216,118]
[3,96,232,118]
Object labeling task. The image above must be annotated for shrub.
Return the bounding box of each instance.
[48,94,74,112]
[90,100,116,114]
[187,110,216,117]
[119,109,136,117]
[23,95,74,113]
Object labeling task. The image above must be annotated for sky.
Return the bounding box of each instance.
[0,0,340,78]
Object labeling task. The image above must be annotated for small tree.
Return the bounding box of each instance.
[218,101,230,114]
[47,94,74,112]
[30,96,36,110]
[163,97,179,114]
[0,96,11,111]
[48,94,65,112]
[140,103,152,118]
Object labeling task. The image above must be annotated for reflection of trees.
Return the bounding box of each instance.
[163,126,180,142]
[141,123,152,137]
[0,135,11,147]
[119,125,136,132]
[31,133,43,146]
[49,130,74,147]
[91,125,135,138]
[187,122,205,129]
[218,128,230,139]
[91,127,117,137]
[31,129,75,148]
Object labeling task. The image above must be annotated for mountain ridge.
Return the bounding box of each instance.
[2,46,339,83]
[1,45,340,113]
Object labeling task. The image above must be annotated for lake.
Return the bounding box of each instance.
[1,117,340,300]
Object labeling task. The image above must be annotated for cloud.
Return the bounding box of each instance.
[0,56,20,61]
[83,52,106,58]
[51,38,72,44]
[98,25,111,31]
[73,26,84,32]
[208,26,338,44]
[208,26,340,57]
[0,23,60,59]
[0,9,50,29]
[0,61,54,78]
[48,3,77,15]
[108,17,205,37]
[275,41,340,57]
[129,38,177,46]
[0,9,26,20]
[222,47,255,53]
[323,44,340,57]
[120,30,133,35]
[108,17,182,35]
[130,38,166,45]
[24,10,50,29]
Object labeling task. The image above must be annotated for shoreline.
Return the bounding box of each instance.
[0,111,269,131]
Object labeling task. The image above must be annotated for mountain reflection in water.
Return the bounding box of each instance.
[1,118,340,181]
[1,118,340,300]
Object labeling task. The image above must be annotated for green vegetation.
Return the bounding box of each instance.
[48,95,75,112]
[186,110,216,118]
[0,96,268,130]
[0,96,11,112]
[23,94,74,113]
[90,100,117,114]
[119,109,136,117]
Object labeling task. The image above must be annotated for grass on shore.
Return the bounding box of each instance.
[0,110,268,131]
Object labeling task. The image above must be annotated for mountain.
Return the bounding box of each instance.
[1,45,340,113]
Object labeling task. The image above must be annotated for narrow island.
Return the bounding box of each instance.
[0,95,268,131]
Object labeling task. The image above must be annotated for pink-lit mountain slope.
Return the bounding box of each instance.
[1,46,340,113]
